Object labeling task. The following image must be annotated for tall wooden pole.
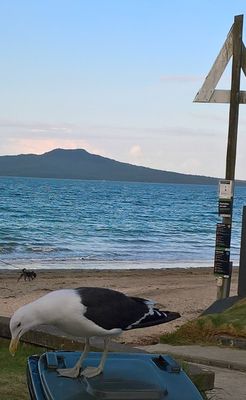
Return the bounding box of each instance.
[194,15,246,300]
[225,14,243,180]
[219,15,243,299]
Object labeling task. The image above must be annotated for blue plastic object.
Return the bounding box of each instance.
[26,351,203,400]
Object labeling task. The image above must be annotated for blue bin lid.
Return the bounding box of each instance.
[27,351,203,400]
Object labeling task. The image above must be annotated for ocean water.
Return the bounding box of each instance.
[0,177,245,270]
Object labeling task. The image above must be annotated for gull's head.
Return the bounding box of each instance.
[9,303,38,356]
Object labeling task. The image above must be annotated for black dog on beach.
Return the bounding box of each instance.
[17,268,37,282]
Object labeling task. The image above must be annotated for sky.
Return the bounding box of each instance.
[1,1,246,179]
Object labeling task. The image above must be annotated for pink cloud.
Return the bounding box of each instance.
[6,137,106,156]
[129,145,143,158]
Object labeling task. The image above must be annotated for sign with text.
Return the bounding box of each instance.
[214,248,231,275]
[219,180,233,199]
[218,198,233,217]
[215,223,231,249]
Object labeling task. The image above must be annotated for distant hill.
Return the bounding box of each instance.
[0,148,239,185]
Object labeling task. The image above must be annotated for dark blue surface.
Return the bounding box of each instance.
[27,351,203,400]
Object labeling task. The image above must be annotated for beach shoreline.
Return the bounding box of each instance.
[0,258,217,270]
[0,267,239,345]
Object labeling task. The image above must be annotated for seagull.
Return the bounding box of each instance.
[9,287,180,378]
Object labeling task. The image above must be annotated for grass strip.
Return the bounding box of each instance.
[161,298,246,345]
[0,337,46,400]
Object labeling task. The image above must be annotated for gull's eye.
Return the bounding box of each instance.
[17,322,21,328]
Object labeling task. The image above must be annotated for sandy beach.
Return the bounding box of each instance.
[0,267,239,345]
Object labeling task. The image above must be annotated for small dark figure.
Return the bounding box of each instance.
[17,268,37,282]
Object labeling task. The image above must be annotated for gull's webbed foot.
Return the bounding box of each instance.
[57,366,80,378]
[81,366,103,378]
[57,338,90,379]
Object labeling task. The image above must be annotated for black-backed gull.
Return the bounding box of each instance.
[9,287,180,378]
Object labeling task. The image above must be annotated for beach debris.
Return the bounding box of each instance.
[9,286,180,378]
[17,268,37,282]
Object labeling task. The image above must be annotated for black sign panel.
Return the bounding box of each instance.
[218,199,232,217]
[214,249,230,275]
[215,223,231,249]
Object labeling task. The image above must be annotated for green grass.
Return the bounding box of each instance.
[0,338,46,400]
[160,298,246,346]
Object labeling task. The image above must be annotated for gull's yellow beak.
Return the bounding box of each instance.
[9,337,20,356]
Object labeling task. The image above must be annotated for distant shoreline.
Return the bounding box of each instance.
[0,148,223,185]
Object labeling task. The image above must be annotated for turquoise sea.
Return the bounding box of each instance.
[0,177,245,270]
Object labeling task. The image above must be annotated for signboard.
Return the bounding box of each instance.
[215,223,231,248]
[218,180,233,217]
[214,248,231,275]
[218,199,233,217]
[219,180,233,199]
[214,223,232,275]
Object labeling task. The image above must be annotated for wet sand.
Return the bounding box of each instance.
[0,267,239,345]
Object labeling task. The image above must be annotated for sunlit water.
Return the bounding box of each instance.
[0,177,245,269]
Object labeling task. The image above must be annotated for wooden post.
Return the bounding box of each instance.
[225,15,243,180]
[219,15,243,299]
[194,14,246,300]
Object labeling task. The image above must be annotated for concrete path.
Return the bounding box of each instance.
[138,343,246,399]
[138,343,246,371]
[207,366,246,400]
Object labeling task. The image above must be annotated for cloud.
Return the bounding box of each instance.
[11,138,89,154]
[0,120,110,155]
[0,118,205,141]
[0,119,73,129]
[0,119,76,137]
[30,127,72,134]
[129,145,143,158]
